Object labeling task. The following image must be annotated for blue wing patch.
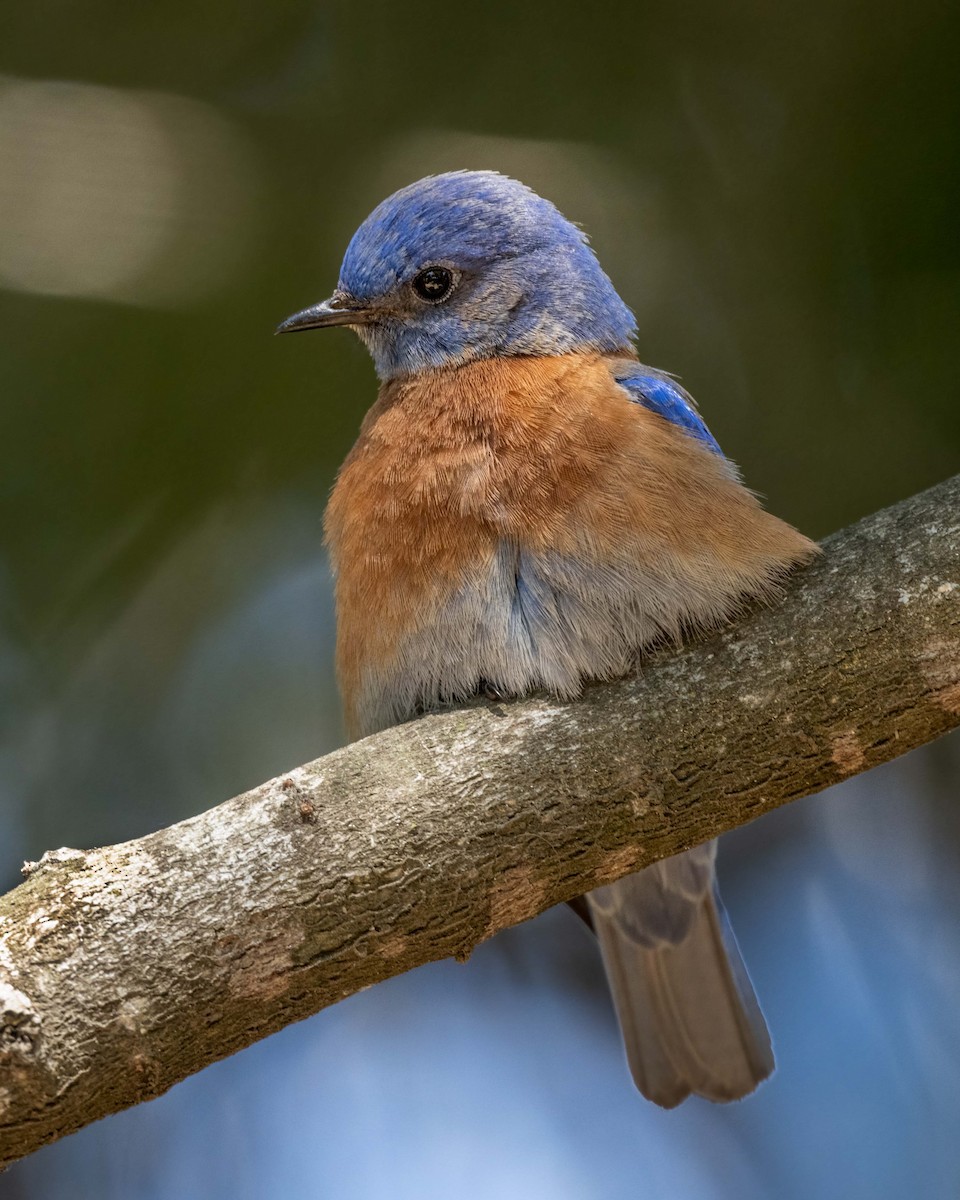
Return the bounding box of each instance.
[615,368,724,457]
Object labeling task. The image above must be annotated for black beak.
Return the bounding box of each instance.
[275,293,373,334]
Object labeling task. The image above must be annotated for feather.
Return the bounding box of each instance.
[613,365,724,458]
[587,846,775,1106]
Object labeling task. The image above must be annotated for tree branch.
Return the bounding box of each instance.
[2,475,960,1166]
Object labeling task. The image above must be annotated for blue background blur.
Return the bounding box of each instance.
[2,3,960,1197]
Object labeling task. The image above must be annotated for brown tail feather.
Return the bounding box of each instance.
[586,852,774,1107]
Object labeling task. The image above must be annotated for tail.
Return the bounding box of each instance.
[585,844,774,1107]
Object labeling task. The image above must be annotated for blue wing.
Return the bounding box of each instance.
[614,367,724,458]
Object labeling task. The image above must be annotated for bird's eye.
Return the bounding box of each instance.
[412,266,454,303]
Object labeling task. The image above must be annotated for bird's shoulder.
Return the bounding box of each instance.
[609,361,725,458]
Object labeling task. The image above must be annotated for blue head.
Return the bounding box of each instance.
[277,171,637,379]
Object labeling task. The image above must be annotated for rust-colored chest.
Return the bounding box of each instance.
[324,352,816,736]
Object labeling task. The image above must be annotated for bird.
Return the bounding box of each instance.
[278,170,818,1107]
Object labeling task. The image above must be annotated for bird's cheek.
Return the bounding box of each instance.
[471,279,521,321]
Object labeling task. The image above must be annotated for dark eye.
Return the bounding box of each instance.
[412,266,454,303]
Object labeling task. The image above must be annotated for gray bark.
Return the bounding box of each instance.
[2,473,960,1167]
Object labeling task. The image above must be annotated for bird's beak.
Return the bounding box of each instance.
[275,292,374,334]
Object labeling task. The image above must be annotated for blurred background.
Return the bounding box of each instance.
[1,1,959,1197]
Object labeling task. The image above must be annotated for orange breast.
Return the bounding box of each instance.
[325,353,817,736]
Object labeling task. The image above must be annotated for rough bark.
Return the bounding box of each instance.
[2,474,960,1167]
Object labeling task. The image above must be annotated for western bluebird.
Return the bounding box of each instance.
[279,171,817,1106]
